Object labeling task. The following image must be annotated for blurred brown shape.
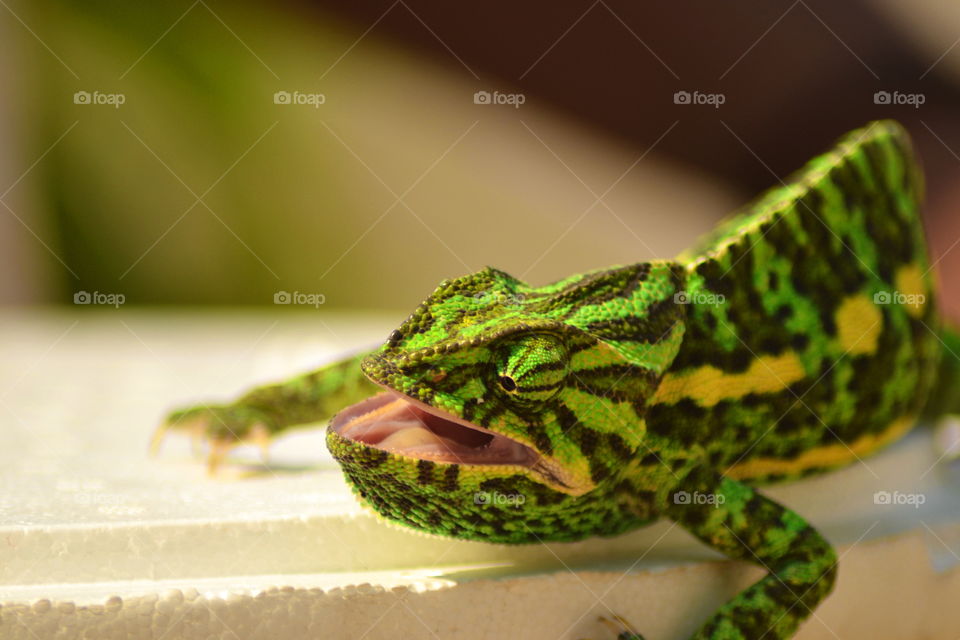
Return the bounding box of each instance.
[314,0,960,316]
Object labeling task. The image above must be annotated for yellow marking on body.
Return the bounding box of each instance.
[653,351,805,407]
[725,414,916,480]
[895,263,928,318]
[835,294,882,355]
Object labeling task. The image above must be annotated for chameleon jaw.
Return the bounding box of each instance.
[329,391,538,467]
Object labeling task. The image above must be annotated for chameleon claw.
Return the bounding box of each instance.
[204,424,272,475]
[150,415,203,456]
[156,405,274,471]
[597,615,644,640]
[250,423,272,465]
[152,412,208,458]
[206,439,231,476]
[190,433,204,458]
[148,422,168,457]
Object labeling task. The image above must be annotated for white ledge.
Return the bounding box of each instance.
[2,311,959,639]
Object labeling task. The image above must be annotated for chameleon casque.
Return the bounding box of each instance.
[158,120,960,639]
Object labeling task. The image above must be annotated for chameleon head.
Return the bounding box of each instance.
[327,264,686,543]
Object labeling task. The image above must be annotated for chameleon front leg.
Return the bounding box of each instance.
[663,468,838,640]
[153,349,380,471]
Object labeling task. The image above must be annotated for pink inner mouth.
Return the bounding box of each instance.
[330,392,535,465]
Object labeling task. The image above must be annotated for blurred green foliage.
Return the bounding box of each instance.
[12,1,726,309]
[24,1,428,307]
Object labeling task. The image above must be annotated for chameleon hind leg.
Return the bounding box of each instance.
[153,350,379,472]
[663,469,837,640]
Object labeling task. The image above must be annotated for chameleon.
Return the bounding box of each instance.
[155,120,959,639]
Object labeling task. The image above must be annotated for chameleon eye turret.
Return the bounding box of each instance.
[493,333,568,404]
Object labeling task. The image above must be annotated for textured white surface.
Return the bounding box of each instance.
[2,311,960,639]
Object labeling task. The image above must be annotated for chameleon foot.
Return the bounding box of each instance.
[152,404,274,474]
[595,615,645,640]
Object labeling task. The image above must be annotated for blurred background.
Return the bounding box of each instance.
[2,0,959,317]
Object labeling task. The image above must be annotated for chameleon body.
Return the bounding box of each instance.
[160,120,958,639]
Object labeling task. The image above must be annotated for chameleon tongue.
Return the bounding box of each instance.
[378,425,449,450]
[340,396,494,458]
[339,396,419,444]
[332,391,533,464]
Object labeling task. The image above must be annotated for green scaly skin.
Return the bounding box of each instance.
[160,120,958,640]
[166,350,378,438]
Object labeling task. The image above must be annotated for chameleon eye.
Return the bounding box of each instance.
[498,375,518,392]
[494,333,568,404]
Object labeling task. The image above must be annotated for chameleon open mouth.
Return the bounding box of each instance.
[330,391,537,466]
